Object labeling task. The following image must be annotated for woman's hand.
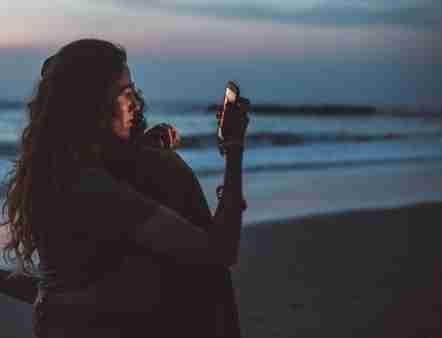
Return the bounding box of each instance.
[141,123,181,150]
[217,97,250,147]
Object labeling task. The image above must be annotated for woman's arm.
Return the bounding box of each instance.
[132,146,244,267]
[132,98,248,266]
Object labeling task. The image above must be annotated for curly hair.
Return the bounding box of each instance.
[1,39,138,273]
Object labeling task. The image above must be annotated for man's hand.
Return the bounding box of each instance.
[141,123,181,150]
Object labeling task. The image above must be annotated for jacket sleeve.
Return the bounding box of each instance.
[69,168,159,243]
[132,148,213,231]
[70,168,232,266]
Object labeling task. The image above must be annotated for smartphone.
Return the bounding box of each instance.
[218,81,240,142]
[224,81,240,106]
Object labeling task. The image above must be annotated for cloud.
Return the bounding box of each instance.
[103,0,442,29]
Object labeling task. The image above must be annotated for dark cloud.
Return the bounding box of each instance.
[106,1,442,29]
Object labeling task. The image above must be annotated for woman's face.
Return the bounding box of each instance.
[112,66,141,140]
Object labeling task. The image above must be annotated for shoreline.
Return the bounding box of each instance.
[1,202,441,337]
[199,161,442,225]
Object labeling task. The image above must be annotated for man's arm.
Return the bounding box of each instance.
[0,269,38,304]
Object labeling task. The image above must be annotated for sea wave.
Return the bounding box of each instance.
[181,131,442,149]
[0,142,19,157]
[0,100,24,110]
[1,155,441,197]
[0,130,441,157]
[195,156,442,177]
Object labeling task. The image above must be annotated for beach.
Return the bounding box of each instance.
[1,3,441,335]
[234,202,442,337]
[2,157,442,337]
[1,200,442,337]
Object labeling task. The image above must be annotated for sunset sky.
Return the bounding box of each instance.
[0,0,441,107]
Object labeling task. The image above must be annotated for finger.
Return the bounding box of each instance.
[172,127,180,147]
[167,128,173,148]
[170,127,176,148]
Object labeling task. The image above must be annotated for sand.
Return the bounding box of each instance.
[1,202,441,337]
[233,202,442,337]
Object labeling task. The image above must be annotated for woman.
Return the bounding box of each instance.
[1,39,249,337]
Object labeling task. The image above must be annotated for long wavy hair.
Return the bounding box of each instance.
[1,39,143,274]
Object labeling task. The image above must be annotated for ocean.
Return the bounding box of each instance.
[1,104,442,221]
[1,105,441,177]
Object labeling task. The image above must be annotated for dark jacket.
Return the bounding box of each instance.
[28,141,241,337]
[105,142,241,337]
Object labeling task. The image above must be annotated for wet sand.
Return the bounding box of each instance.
[1,202,442,337]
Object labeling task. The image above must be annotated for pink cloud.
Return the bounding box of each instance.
[0,9,438,65]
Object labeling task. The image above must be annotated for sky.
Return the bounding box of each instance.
[0,0,441,107]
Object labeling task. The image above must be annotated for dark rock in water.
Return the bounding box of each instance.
[207,103,377,116]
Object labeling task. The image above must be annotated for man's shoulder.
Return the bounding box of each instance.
[70,167,120,194]
[136,146,193,176]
